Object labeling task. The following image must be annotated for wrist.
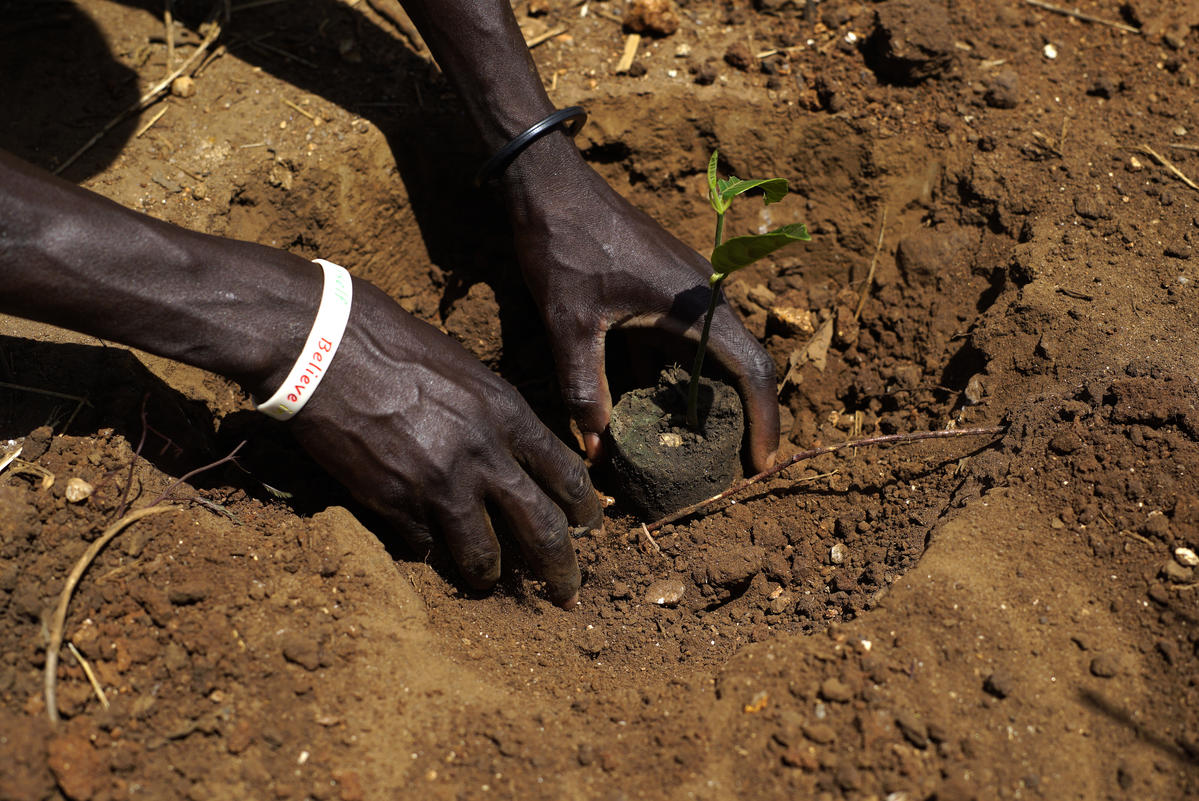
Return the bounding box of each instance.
[495,130,591,219]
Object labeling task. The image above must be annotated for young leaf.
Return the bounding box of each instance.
[707,151,723,214]
[710,223,810,276]
[719,177,789,206]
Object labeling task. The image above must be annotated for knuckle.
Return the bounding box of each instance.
[562,459,593,505]
[528,506,569,554]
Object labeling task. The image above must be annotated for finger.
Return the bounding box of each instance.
[510,416,605,532]
[547,324,612,461]
[433,499,503,592]
[704,303,781,472]
[488,469,581,607]
[377,505,436,557]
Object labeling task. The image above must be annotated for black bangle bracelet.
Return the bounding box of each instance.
[474,106,587,187]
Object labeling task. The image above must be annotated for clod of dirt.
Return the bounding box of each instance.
[894,709,930,748]
[281,635,323,670]
[802,720,836,744]
[863,0,956,85]
[723,42,753,71]
[21,426,53,462]
[623,0,680,37]
[166,581,209,605]
[983,670,1016,699]
[1089,653,1120,678]
[983,69,1021,109]
[1160,560,1193,584]
[819,677,854,703]
[895,226,978,285]
[46,733,105,801]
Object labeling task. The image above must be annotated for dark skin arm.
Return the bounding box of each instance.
[0,149,600,605]
[400,0,781,469]
[1,0,779,606]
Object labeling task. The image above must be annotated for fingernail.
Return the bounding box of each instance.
[583,433,603,461]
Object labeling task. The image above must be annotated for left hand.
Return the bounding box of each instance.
[500,142,781,472]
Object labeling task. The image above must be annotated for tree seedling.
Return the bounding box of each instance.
[685,150,811,428]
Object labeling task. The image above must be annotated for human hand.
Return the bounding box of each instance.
[502,151,781,471]
[286,279,603,606]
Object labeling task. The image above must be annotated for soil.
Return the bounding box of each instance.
[608,367,744,519]
[2,1,1199,799]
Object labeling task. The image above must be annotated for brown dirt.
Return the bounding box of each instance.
[2,1,1199,799]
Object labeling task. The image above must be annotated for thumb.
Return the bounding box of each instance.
[550,328,612,461]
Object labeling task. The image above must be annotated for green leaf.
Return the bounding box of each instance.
[719,177,789,206]
[710,223,810,276]
[707,151,723,214]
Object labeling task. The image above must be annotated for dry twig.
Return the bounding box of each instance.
[1137,144,1199,192]
[645,426,1005,532]
[526,25,567,49]
[639,523,661,553]
[66,642,109,711]
[134,107,169,139]
[45,505,179,722]
[854,207,887,320]
[615,33,641,74]
[282,98,316,121]
[1022,0,1140,34]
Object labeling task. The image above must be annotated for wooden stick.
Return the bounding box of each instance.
[639,523,661,553]
[526,25,567,49]
[134,106,169,139]
[165,0,175,73]
[615,33,641,74]
[282,98,316,120]
[45,505,179,723]
[854,207,887,320]
[1022,0,1140,34]
[644,426,1005,532]
[1137,144,1199,192]
[54,18,222,175]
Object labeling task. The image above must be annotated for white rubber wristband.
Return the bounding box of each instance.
[255,259,353,421]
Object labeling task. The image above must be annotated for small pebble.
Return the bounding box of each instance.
[1042,43,1058,59]
[1175,547,1199,567]
[170,76,197,98]
[64,477,94,503]
[830,543,847,565]
[644,578,686,606]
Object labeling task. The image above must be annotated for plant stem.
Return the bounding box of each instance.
[686,211,726,428]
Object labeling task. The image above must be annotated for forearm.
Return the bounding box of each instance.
[0,150,317,398]
[399,0,587,202]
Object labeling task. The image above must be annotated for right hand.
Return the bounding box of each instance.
[286,279,602,606]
